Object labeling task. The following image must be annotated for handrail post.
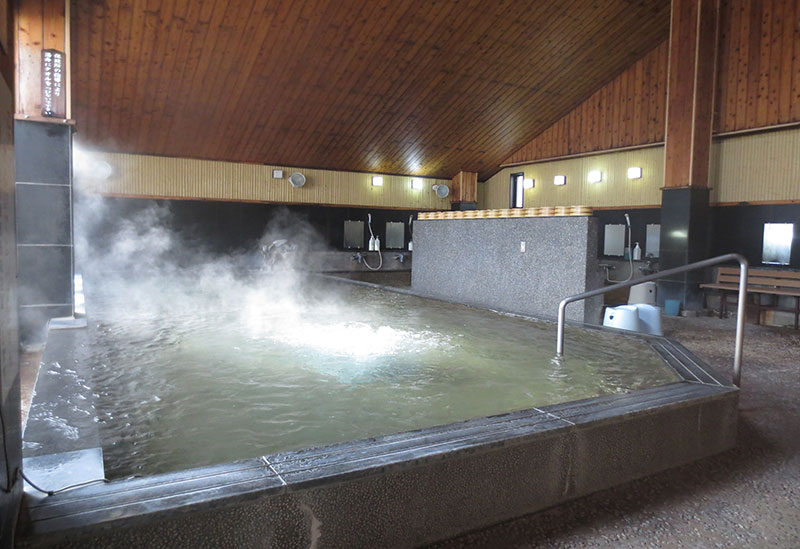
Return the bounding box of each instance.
[555,254,747,387]
[733,258,748,387]
[556,301,567,356]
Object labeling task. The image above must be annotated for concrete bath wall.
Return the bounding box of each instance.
[411,216,603,324]
[18,383,738,548]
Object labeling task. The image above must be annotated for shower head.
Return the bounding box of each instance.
[368,213,372,224]
[624,213,631,226]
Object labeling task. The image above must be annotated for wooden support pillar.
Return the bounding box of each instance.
[450,171,478,210]
[13,0,75,342]
[659,0,720,310]
[15,0,71,122]
[663,0,720,188]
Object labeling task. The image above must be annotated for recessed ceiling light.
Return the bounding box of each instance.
[627,167,642,179]
[372,176,384,187]
[554,175,566,186]
[587,170,602,183]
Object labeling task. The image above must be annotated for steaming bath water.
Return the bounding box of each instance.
[77,276,677,479]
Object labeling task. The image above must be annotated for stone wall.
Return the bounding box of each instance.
[411,216,603,323]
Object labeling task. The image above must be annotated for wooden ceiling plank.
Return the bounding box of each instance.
[225,0,324,162]
[279,0,428,169]
[150,0,206,152]
[776,0,795,122]
[71,0,674,179]
[104,0,136,149]
[430,3,662,174]
[372,0,549,174]
[756,0,773,128]
[135,0,191,152]
[160,0,229,152]
[267,0,377,164]
[767,0,784,125]
[95,0,125,146]
[357,0,564,174]
[462,4,665,175]
[174,0,243,156]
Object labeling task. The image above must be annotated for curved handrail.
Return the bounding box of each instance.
[556,253,748,387]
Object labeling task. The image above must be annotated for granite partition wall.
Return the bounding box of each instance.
[412,216,603,324]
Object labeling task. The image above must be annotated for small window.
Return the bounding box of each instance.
[762,223,794,265]
[509,172,524,208]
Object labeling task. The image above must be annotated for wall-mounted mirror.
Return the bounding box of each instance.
[645,224,661,258]
[343,220,364,249]
[603,224,625,256]
[385,222,405,249]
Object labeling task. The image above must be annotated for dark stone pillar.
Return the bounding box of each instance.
[14,120,74,344]
[658,187,711,310]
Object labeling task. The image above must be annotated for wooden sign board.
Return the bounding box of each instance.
[41,49,66,118]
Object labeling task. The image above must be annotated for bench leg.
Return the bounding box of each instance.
[720,292,726,319]
[755,295,762,325]
[795,297,799,330]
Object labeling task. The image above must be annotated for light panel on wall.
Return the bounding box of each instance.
[272,169,283,179]
[554,175,566,186]
[627,166,642,179]
[372,176,384,187]
[411,178,424,190]
[587,170,602,183]
[523,178,534,189]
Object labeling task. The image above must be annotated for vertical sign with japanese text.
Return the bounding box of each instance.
[41,49,66,118]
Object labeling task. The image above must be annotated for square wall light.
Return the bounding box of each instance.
[587,170,602,183]
[272,169,283,179]
[411,178,424,190]
[627,166,642,179]
[372,176,384,187]
[554,175,566,186]
[523,178,534,189]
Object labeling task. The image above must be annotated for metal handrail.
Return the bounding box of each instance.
[556,253,749,387]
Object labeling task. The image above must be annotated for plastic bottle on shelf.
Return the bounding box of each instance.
[368,235,375,251]
[375,236,381,250]
[633,242,642,260]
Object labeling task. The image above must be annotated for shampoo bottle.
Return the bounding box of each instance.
[375,236,381,250]
[408,240,413,252]
[368,235,375,251]
[633,242,642,260]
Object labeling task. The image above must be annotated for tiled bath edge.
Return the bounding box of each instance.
[17,381,738,548]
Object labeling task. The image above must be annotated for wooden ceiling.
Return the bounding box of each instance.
[71,0,671,180]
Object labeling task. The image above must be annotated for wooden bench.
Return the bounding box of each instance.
[700,267,800,329]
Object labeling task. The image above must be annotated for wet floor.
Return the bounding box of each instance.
[430,315,800,548]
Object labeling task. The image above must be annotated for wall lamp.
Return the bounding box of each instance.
[372,176,384,187]
[587,170,602,183]
[411,178,424,190]
[627,167,642,179]
[554,175,566,186]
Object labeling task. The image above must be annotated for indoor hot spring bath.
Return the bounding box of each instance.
[19,273,738,548]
